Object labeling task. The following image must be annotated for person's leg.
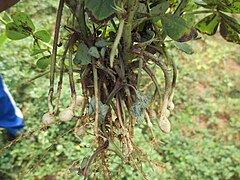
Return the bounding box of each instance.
[0,75,24,136]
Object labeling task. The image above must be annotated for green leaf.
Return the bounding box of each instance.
[216,1,240,13]
[100,47,106,59]
[174,0,190,16]
[131,91,150,124]
[88,46,100,58]
[199,0,240,13]
[138,3,148,14]
[0,34,7,46]
[162,14,191,41]
[174,41,194,54]
[95,38,112,47]
[89,96,109,124]
[220,21,240,44]
[34,30,51,43]
[195,13,220,35]
[12,12,35,32]
[151,1,169,15]
[2,12,12,23]
[220,13,240,34]
[81,157,89,169]
[85,0,118,21]
[73,43,91,65]
[31,49,49,56]
[5,22,30,40]
[36,56,51,69]
[177,28,198,42]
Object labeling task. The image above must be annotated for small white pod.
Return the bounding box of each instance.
[59,108,74,122]
[42,112,56,125]
[165,109,170,118]
[168,101,175,111]
[75,95,84,108]
[158,115,171,133]
[75,126,86,137]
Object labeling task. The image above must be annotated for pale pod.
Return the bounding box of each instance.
[42,112,56,125]
[59,108,74,122]
[158,115,171,133]
[75,95,84,108]
[165,109,170,118]
[168,101,175,111]
[75,126,86,137]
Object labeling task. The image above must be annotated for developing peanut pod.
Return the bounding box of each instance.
[168,101,175,111]
[42,112,56,125]
[158,115,171,133]
[75,95,84,108]
[75,126,86,137]
[165,109,170,117]
[59,108,74,122]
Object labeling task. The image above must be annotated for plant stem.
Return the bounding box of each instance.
[28,70,50,82]
[48,0,64,114]
[54,40,70,114]
[143,65,162,109]
[93,63,99,137]
[110,19,124,68]
[137,58,143,89]
[184,10,215,15]
[163,45,177,96]
[68,39,77,110]
[143,51,170,111]
[83,140,109,178]
[122,0,139,64]
[76,0,91,46]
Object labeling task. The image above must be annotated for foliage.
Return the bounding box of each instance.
[0,0,239,179]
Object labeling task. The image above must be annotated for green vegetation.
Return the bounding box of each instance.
[0,0,239,179]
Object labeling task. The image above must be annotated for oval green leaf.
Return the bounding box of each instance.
[162,14,190,41]
[174,41,194,54]
[95,38,112,47]
[12,12,35,32]
[34,30,51,43]
[195,13,220,36]
[151,1,169,15]
[100,47,106,59]
[5,22,30,40]
[220,21,240,44]
[85,0,117,21]
[36,56,51,69]
[88,46,100,58]
[73,43,91,65]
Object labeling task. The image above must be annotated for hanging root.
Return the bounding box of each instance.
[47,0,65,114]
[145,110,156,143]
[59,35,77,122]
[93,62,100,138]
[133,48,171,133]
[163,46,177,111]
[54,40,70,114]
